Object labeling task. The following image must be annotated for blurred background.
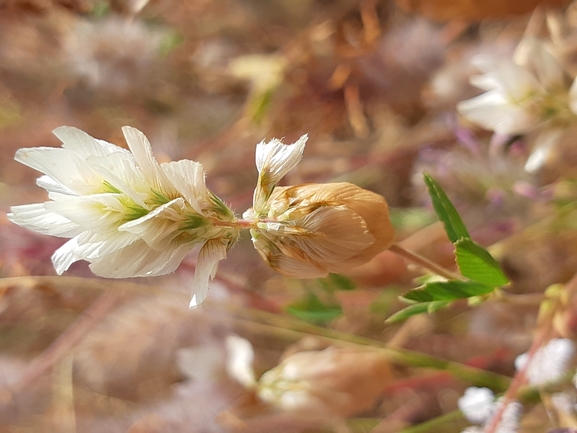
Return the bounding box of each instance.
[2,0,577,432]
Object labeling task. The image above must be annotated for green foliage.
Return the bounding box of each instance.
[402,281,496,302]
[454,239,509,286]
[423,173,471,243]
[388,174,509,322]
[285,293,342,324]
[319,273,356,292]
[286,274,356,323]
[158,30,184,56]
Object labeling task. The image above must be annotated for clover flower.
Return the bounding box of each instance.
[457,38,575,135]
[224,336,392,417]
[8,126,240,307]
[10,127,396,305]
[244,137,395,278]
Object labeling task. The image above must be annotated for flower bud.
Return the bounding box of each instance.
[256,347,392,416]
[248,182,395,278]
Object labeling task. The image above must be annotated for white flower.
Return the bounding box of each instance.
[457,38,574,135]
[225,335,256,388]
[459,387,496,424]
[250,135,307,215]
[515,338,575,385]
[8,126,239,307]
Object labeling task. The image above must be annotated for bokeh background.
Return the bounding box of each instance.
[2,0,577,432]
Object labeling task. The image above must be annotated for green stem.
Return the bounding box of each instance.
[213,303,511,391]
[390,243,465,281]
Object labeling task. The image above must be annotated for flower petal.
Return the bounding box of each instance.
[190,238,229,308]
[52,126,130,159]
[161,160,211,215]
[88,240,192,278]
[122,126,178,199]
[457,91,539,134]
[14,147,102,195]
[253,135,307,212]
[8,204,82,237]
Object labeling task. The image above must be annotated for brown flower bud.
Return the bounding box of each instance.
[250,182,395,278]
[257,346,393,417]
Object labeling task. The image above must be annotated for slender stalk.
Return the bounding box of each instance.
[210,302,511,391]
[389,243,465,281]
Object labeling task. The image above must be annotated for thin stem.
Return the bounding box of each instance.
[209,302,511,391]
[389,243,465,281]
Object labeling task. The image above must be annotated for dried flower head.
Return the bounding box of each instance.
[244,137,395,278]
[8,126,240,307]
[224,336,392,417]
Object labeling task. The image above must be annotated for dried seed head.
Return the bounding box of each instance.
[249,182,395,278]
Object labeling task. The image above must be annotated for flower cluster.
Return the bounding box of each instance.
[9,126,395,306]
[8,126,240,307]
[514,338,575,385]
[458,387,522,433]
[457,36,577,173]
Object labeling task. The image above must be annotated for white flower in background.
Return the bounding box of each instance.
[243,137,395,278]
[515,338,575,385]
[458,387,522,433]
[8,126,240,307]
[65,17,163,96]
[458,38,576,135]
[459,387,496,424]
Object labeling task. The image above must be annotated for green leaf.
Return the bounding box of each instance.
[423,174,470,243]
[285,293,342,324]
[319,273,356,292]
[402,280,497,303]
[387,303,431,322]
[455,239,509,287]
[386,300,452,322]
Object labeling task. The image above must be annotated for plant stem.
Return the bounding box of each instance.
[212,302,511,391]
[389,243,465,281]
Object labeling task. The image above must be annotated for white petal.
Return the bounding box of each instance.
[121,126,178,198]
[52,231,140,274]
[161,160,211,214]
[88,240,191,278]
[255,134,307,183]
[119,198,185,249]
[8,204,82,237]
[44,194,126,229]
[52,237,82,274]
[52,126,130,159]
[36,175,75,195]
[14,147,102,194]
[225,335,256,387]
[495,61,543,101]
[569,77,577,115]
[190,239,228,308]
[524,129,562,173]
[457,91,539,134]
[514,37,565,89]
[86,151,149,208]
